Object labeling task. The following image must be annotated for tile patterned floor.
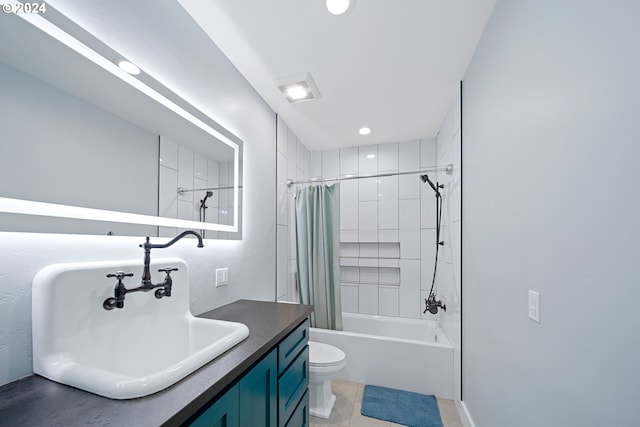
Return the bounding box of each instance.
[309,380,463,427]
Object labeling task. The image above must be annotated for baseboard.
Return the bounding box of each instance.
[455,400,477,427]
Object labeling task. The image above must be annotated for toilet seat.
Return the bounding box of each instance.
[309,341,346,368]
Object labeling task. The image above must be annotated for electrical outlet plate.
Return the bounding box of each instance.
[215,268,229,287]
[528,290,540,323]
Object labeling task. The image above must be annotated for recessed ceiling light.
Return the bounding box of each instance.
[359,127,372,135]
[114,58,140,75]
[284,83,311,102]
[275,73,321,104]
[326,0,354,15]
[366,154,376,159]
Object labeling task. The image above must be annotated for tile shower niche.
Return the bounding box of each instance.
[340,242,401,315]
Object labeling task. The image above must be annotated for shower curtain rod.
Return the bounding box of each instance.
[177,185,243,195]
[286,163,453,187]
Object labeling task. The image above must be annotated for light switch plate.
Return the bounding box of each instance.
[215,268,229,287]
[528,290,540,323]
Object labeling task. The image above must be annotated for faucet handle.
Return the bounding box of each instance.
[156,267,178,299]
[106,271,134,280]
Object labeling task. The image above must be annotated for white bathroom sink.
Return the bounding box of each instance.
[32,258,249,399]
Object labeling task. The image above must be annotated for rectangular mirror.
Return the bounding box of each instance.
[0,3,241,238]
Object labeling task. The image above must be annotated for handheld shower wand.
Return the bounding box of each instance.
[199,191,214,238]
[200,191,213,210]
[420,174,443,196]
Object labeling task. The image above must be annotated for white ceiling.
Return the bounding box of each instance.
[179,0,496,150]
[19,0,495,152]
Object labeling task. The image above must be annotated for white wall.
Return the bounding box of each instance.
[276,116,311,302]
[462,1,640,426]
[0,30,276,386]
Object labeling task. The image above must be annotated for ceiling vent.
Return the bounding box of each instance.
[275,72,321,104]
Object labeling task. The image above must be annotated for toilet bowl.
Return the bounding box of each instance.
[308,340,346,419]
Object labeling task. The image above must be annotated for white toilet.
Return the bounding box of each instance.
[308,340,346,419]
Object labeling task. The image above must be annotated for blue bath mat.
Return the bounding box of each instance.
[361,385,443,427]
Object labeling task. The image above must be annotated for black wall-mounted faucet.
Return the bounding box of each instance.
[140,230,204,289]
[103,230,204,310]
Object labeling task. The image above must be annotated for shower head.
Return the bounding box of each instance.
[420,174,440,195]
[200,191,214,209]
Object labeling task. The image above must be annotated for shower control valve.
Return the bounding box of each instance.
[424,294,446,315]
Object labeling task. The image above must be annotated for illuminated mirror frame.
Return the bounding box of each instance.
[0,9,240,234]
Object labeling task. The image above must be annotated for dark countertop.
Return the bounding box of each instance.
[0,300,313,426]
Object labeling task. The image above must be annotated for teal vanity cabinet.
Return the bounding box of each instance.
[189,318,309,427]
[189,383,240,427]
[239,349,278,427]
[278,319,310,427]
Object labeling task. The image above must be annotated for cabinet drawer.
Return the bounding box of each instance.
[278,346,309,427]
[284,389,309,427]
[278,318,310,374]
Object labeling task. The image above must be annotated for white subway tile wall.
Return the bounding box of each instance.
[310,151,322,178]
[378,176,399,229]
[340,147,359,176]
[379,286,399,316]
[358,177,378,201]
[340,180,359,230]
[358,284,378,315]
[358,200,378,242]
[358,145,378,175]
[322,149,339,178]
[341,284,359,313]
[378,142,398,172]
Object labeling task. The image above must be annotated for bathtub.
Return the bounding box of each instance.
[309,312,453,399]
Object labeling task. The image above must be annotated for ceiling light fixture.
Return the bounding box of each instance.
[275,72,321,104]
[285,83,311,102]
[114,58,140,75]
[359,127,371,135]
[326,0,354,15]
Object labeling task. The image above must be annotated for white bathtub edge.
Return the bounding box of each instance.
[309,327,452,349]
[456,400,477,427]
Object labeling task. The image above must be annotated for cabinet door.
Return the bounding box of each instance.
[190,384,239,427]
[239,349,277,427]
